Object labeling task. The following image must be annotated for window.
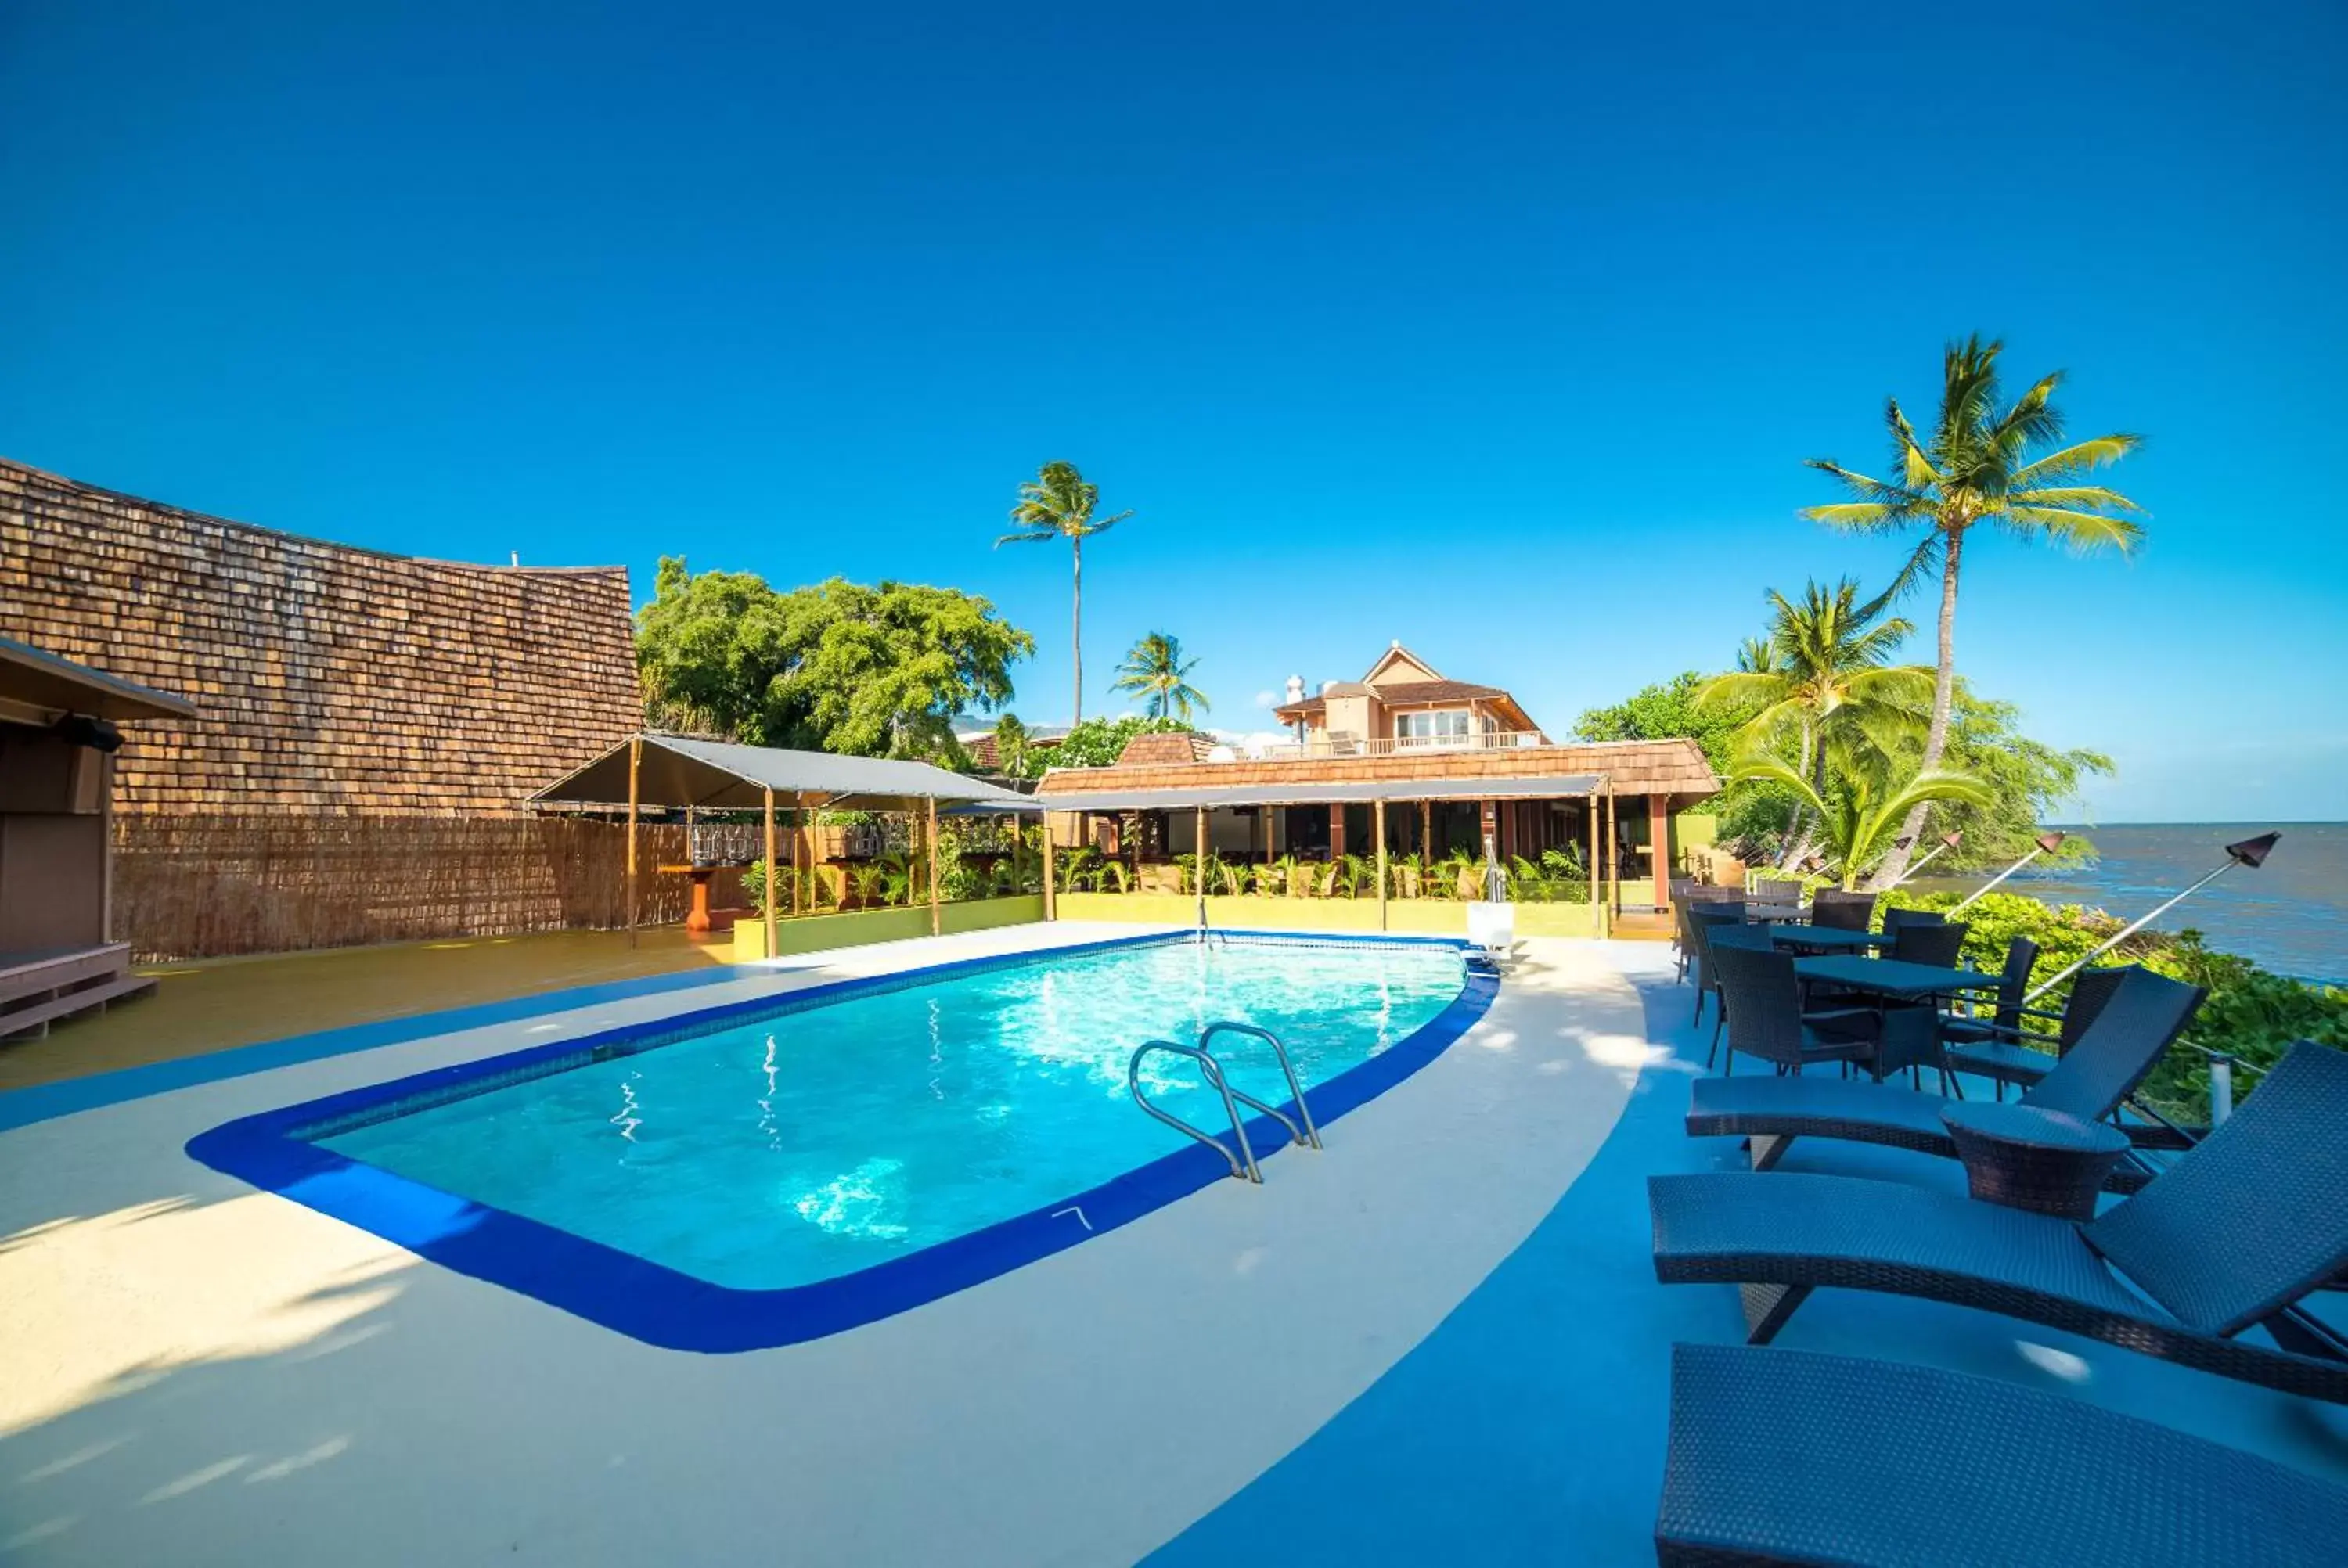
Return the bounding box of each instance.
[1395,710,1472,745]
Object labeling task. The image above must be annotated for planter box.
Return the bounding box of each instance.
[1053,894,1606,939]
[729,895,1046,962]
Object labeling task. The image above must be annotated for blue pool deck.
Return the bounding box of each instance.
[1,926,2343,1566]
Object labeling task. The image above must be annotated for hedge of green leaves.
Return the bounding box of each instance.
[1878,890,2348,1122]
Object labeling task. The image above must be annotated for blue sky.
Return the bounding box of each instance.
[5,2,2343,822]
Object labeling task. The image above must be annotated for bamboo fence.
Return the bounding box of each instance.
[113,815,744,962]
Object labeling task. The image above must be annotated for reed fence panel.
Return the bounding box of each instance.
[113,815,742,962]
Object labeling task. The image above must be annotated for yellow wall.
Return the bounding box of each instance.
[729,895,1046,961]
[1054,893,1604,939]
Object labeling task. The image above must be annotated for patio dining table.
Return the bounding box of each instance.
[1769,924,1894,954]
[1793,955,2004,1080]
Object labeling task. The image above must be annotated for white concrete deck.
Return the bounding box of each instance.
[0,926,1658,1566]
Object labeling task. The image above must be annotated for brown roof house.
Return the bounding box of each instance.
[1035,642,1719,913]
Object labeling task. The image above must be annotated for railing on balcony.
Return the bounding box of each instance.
[1247,730,1550,761]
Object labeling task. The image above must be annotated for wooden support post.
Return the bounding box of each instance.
[1421,799,1432,859]
[1043,814,1058,920]
[1587,788,1601,933]
[625,735,643,948]
[99,752,115,944]
[1650,793,1672,913]
[1328,802,1345,859]
[1195,805,1209,928]
[927,796,942,937]
[762,786,778,962]
[1604,783,1619,919]
[1374,798,1388,931]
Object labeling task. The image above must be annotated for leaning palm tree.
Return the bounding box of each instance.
[1111,631,1211,721]
[996,461,1133,723]
[1730,742,1993,891]
[1698,578,1932,866]
[1804,335,2143,885]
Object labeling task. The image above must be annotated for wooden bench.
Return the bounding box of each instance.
[0,944,157,1041]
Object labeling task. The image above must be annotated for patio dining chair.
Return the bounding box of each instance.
[1685,903,1746,1027]
[1809,890,1874,931]
[1705,940,1880,1079]
[1942,962,2127,1100]
[1651,1040,2348,1405]
[1683,966,2204,1185]
[1888,917,1968,968]
[1655,1343,2348,1567]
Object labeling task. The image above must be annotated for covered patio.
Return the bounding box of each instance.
[527,733,1039,955]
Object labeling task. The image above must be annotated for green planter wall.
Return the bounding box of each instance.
[729,895,1046,961]
[1053,893,1604,939]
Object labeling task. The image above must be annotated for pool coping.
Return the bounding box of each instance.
[183,929,1501,1353]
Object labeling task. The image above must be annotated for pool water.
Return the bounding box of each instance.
[316,937,1468,1291]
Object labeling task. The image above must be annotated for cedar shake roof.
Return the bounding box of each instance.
[1115,729,1216,765]
[1037,737,1719,800]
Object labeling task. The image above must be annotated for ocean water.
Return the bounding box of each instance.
[319,937,1465,1290]
[1914,822,2347,984]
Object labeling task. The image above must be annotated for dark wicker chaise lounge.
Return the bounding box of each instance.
[1657,1343,2348,1567]
[1650,1041,2348,1402]
[1684,965,2203,1189]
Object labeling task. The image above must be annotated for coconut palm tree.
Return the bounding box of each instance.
[1730,745,1993,891]
[1110,631,1211,721]
[1697,578,1932,865]
[1804,335,2144,885]
[996,461,1133,723]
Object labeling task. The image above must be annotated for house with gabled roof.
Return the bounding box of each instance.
[1033,642,1720,914]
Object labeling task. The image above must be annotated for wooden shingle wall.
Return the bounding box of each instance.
[0,457,639,816]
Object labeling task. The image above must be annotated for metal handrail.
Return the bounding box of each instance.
[1200,1020,1322,1149]
[1129,1040,1264,1182]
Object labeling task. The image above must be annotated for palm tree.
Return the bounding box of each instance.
[1730,745,1993,891]
[996,461,1133,722]
[1696,578,1932,865]
[1804,334,2144,885]
[1111,631,1211,721]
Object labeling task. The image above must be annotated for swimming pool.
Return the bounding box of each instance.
[189,931,1497,1350]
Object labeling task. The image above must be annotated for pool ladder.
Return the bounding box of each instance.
[1127,1021,1322,1184]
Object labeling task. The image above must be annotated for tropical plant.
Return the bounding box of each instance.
[875,850,918,907]
[1097,859,1133,894]
[996,460,1133,723]
[1730,745,1993,890]
[636,559,1034,759]
[1053,844,1100,894]
[848,861,888,908]
[1805,335,2145,884]
[1110,631,1211,721]
[1216,858,1249,897]
[1695,577,1932,868]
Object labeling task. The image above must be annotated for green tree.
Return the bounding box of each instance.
[991,712,1033,779]
[1575,672,1800,853]
[1695,577,1932,866]
[1110,631,1210,721]
[1806,335,2145,886]
[636,558,1035,759]
[996,461,1132,723]
[1730,744,1993,890]
[1899,686,2109,870]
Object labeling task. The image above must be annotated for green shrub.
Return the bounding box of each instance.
[1880,890,2348,1121]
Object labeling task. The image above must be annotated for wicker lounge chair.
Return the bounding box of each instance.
[1656,1343,2348,1567]
[1941,958,2130,1099]
[1650,1041,2348,1402]
[1684,966,2204,1188]
[1684,903,1746,1030]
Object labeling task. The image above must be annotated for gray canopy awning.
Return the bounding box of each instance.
[1023,773,1603,813]
[528,734,1039,813]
